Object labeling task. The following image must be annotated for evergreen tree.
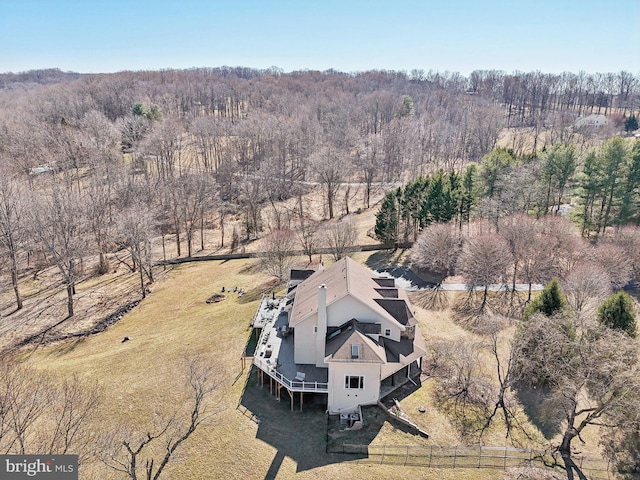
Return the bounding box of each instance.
[400,95,415,117]
[523,278,567,321]
[401,179,427,241]
[595,137,629,234]
[577,150,604,236]
[375,191,399,246]
[376,169,474,244]
[423,171,446,225]
[541,143,577,214]
[408,177,429,238]
[458,163,477,229]
[478,148,517,199]
[625,114,638,133]
[597,291,637,337]
[618,141,640,225]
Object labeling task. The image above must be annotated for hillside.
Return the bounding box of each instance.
[19,254,490,479]
[16,250,611,480]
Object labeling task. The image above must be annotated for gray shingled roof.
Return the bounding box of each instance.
[325,323,386,364]
[374,298,417,326]
[290,269,315,281]
[288,257,412,330]
[375,288,399,298]
[373,278,395,287]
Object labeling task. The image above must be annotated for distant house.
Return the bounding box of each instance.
[28,165,54,176]
[252,257,426,414]
[575,114,608,128]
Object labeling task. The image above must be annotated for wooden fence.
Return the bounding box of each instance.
[154,243,392,265]
[328,444,611,479]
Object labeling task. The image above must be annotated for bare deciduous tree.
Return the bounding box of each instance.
[512,313,640,480]
[102,357,223,480]
[456,232,512,311]
[295,217,318,264]
[411,222,462,282]
[237,176,263,240]
[259,229,297,281]
[542,216,587,279]
[355,134,383,209]
[323,219,357,262]
[176,174,212,257]
[428,339,493,440]
[0,361,102,463]
[32,186,88,318]
[0,175,25,310]
[594,241,633,290]
[116,200,155,299]
[609,225,640,282]
[86,174,115,275]
[312,148,344,220]
[141,116,184,180]
[562,261,611,318]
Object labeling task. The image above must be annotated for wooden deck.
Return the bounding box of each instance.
[253,295,328,396]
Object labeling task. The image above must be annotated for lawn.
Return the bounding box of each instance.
[23,255,519,480]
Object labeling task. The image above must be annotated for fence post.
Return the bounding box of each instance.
[453,446,457,468]
[503,446,507,470]
[381,445,385,464]
[429,445,433,468]
[478,445,482,468]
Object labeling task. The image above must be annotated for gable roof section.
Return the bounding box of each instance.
[328,318,381,339]
[375,287,399,298]
[374,299,417,326]
[373,278,395,287]
[381,334,427,363]
[325,324,386,364]
[288,257,412,329]
[288,258,350,324]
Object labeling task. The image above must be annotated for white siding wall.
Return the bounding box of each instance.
[327,362,381,414]
[378,321,401,342]
[293,294,404,364]
[326,296,377,327]
[294,315,318,364]
[327,296,402,341]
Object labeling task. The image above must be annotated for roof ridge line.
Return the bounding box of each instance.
[345,256,351,293]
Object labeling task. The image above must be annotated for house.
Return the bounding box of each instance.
[574,113,608,128]
[252,257,426,414]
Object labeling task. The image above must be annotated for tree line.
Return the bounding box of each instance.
[378,137,640,247]
[375,167,475,245]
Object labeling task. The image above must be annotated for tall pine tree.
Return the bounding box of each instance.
[375,190,400,246]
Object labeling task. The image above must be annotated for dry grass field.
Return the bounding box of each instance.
[19,251,535,480]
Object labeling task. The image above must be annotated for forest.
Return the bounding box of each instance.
[0,67,640,479]
[1,67,637,313]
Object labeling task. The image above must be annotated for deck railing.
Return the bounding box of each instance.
[249,293,268,327]
[254,357,328,392]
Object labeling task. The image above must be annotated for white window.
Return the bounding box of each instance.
[313,326,318,333]
[345,375,364,389]
[385,328,391,336]
[351,344,359,358]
